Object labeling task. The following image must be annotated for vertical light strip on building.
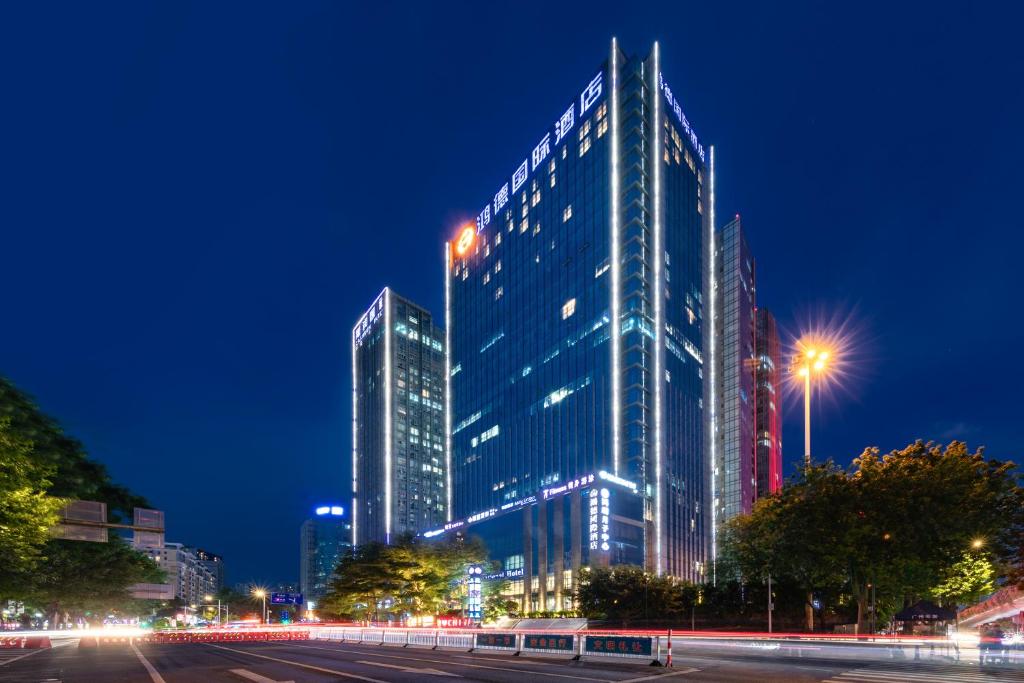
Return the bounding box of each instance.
[351,321,359,547]
[651,41,665,576]
[610,37,622,477]
[444,242,453,522]
[383,287,393,544]
[708,145,718,584]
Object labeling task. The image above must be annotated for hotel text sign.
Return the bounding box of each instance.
[475,70,606,236]
[659,72,704,163]
[353,289,385,346]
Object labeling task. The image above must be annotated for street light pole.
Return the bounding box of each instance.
[793,346,831,470]
[804,369,811,468]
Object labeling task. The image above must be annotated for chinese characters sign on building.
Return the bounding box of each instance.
[658,72,704,163]
[472,70,606,237]
[353,290,385,346]
[589,488,610,551]
[467,565,483,620]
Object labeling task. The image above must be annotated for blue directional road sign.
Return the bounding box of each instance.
[270,592,303,605]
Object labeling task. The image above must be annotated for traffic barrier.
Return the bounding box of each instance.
[0,636,51,649]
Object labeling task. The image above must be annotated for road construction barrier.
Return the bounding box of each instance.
[308,627,664,665]
[0,636,51,649]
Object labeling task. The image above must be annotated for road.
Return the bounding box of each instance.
[2,638,1024,682]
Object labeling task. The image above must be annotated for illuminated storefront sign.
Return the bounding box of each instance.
[422,471,631,541]
[598,470,637,491]
[455,224,475,255]
[658,72,704,163]
[353,289,385,345]
[542,474,595,500]
[467,565,483,620]
[471,70,606,238]
[589,488,611,551]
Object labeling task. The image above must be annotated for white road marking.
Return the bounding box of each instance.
[617,669,700,682]
[229,668,295,683]
[130,643,167,683]
[287,643,608,680]
[0,648,47,667]
[823,661,1024,683]
[204,644,388,683]
[356,659,461,677]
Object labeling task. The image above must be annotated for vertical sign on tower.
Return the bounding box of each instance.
[467,565,483,620]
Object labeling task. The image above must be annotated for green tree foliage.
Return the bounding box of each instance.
[575,566,699,624]
[931,552,995,607]
[723,441,1024,632]
[482,579,519,622]
[0,378,146,521]
[321,534,487,621]
[0,377,161,621]
[0,417,67,592]
[29,537,164,624]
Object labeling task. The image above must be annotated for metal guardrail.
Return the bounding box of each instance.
[309,626,671,664]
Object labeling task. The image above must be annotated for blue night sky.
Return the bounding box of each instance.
[2,2,1022,584]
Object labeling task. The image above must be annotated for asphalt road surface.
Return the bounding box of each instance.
[3,639,1024,682]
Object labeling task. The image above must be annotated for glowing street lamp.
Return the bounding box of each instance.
[252,588,267,624]
[792,344,833,469]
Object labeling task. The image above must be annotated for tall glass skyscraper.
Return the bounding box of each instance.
[352,288,447,545]
[443,40,710,583]
[714,216,756,525]
[300,505,351,604]
[755,308,783,496]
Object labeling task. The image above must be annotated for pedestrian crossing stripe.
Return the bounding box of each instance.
[824,661,1024,683]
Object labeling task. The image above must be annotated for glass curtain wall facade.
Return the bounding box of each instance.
[352,288,446,545]
[713,216,756,526]
[755,307,783,496]
[445,40,709,582]
[299,507,352,603]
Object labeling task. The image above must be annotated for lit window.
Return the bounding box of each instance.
[550,174,556,188]
[597,118,608,138]
[532,223,540,236]
[562,298,576,319]
[532,189,540,206]
[562,205,572,222]
[483,271,490,285]
[495,232,501,246]
[495,286,503,300]
[579,136,591,156]
[495,259,501,272]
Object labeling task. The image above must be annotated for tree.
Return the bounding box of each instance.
[723,462,854,630]
[0,417,66,593]
[575,565,698,624]
[931,552,995,608]
[724,441,1024,633]
[28,536,164,627]
[321,534,487,622]
[0,376,161,622]
[482,579,519,622]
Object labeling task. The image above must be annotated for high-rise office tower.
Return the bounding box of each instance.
[195,549,225,593]
[714,216,757,526]
[300,505,351,603]
[352,288,447,545]
[755,307,783,496]
[433,40,710,601]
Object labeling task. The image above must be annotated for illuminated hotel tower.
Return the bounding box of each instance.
[441,40,711,586]
[351,288,447,545]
